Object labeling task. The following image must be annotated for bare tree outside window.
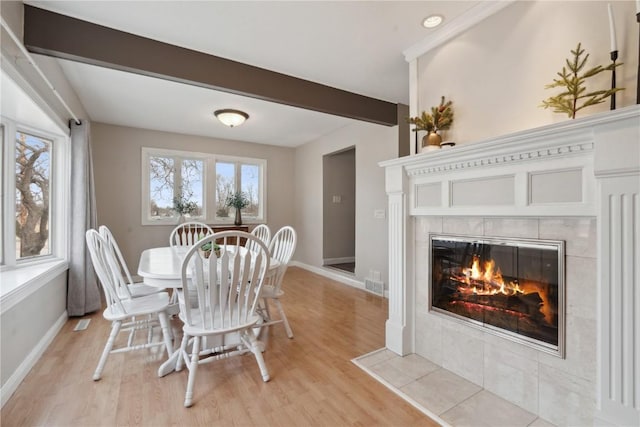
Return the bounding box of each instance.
[142,148,266,224]
[15,131,51,258]
[241,164,259,216]
[216,162,234,217]
[181,159,204,217]
[149,155,204,219]
[149,156,175,218]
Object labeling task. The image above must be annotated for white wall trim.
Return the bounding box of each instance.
[403,1,516,62]
[291,261,367,291]
[323,256,355,265]
[1,310,68,408]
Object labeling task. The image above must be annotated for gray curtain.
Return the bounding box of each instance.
[67,120,100,316]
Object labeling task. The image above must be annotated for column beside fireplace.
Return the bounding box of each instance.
[384,164,413,355]
[594,117,640,426]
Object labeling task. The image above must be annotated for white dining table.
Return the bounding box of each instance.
[137,245,278,377]
[138,245,280,287]
[137,246,188,288]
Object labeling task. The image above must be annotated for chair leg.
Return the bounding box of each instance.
[184,336,200,408]
[175,334,189,372]
[157,312,173,357]
[127,316,137,347]
[245,330,270,382]
[255,299,268,343]
[93,320,122,381]
[263,298,272,321]
[274,299,293,338]
[146,314,154,344]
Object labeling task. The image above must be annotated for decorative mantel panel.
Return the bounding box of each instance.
[380,106,640,426]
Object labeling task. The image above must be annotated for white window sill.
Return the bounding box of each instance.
[0,259,68,314]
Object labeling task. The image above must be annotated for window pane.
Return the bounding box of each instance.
[241,164,260,216]
[179,158,204,217]
[15,131,51,259]
[149,156,175,218]
[215,162,235,218]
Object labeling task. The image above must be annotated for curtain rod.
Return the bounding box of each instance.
[1,16,81,125]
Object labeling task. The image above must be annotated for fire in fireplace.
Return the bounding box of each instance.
[429,234,565,357]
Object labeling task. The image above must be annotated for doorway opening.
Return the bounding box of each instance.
[322,147,355,274]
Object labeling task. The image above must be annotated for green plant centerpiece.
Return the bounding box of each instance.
[225,191,250,226]
[540,43,623,119]
[172,189,198,222]
[199,238,220,259]
[407,96,454,151]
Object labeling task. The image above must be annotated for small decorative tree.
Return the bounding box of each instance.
[540,43,623,119]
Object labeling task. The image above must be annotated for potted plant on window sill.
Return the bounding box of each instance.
[172,190,198,223]
[225,191,250,226]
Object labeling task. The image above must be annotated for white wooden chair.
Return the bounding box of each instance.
[246,224,271,253]
[85,229,174,381]
[258,226,297,338]
[99,225,163,298]
[169,221,213,248]
[168,222,214,306]
[175,231,271,407]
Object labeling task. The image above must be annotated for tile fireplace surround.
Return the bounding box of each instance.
[380,106,639,426]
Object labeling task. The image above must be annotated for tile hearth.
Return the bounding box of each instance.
[353,349,556,427]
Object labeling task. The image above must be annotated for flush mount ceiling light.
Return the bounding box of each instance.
[422,14,443,28]
[214,109,249,127]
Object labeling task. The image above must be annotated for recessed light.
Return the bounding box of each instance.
[422,14,443,28]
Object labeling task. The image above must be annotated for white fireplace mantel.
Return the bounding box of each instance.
[380,105,639,426]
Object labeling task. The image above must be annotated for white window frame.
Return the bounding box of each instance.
[1,116,69,270]
[141,147,267,225]
[214,154,267,223]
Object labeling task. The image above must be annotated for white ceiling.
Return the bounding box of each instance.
[1,69,61,133]
[24,1,480,147]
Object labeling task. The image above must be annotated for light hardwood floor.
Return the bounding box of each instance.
[1,267,437,426]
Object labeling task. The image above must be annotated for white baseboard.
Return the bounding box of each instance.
[323,256,355,265]
[1,310,68,408]
[291,261,375,293]
[290,262,389,298]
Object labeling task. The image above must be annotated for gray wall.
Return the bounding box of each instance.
[91,122,296,271]
[295,121,396,285]
[322,147,356,261]
[1,271,67,387]
[0,1,81,398]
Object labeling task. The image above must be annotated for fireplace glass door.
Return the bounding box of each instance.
[429,234,564,357]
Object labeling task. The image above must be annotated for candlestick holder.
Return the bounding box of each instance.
[610,50,618,110]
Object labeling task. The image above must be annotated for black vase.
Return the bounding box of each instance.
[234,208,242,226]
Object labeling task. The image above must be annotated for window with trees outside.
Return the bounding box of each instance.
[141,147,266,225]
[1,118,66,268]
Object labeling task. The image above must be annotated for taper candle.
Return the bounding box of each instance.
[608,3,617,52]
